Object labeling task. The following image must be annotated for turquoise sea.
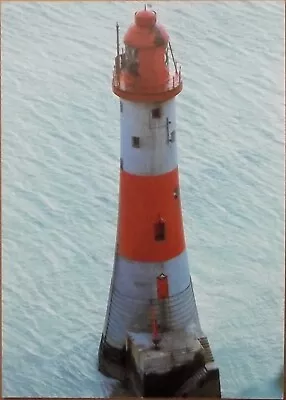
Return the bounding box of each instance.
[2,1,284,398]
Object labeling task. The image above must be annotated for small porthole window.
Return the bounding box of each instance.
[173,187,179,199]
[132,136,140,148]
[152,107,161,119]
[154,218,165,241]
[120,101,123,113]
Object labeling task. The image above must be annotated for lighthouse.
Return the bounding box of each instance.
[98,7,221,398]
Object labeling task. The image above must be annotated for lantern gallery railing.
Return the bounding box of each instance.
[113,54,182,95]
[113,66,183,93]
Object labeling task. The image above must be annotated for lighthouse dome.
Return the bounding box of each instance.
[124,9,169,49]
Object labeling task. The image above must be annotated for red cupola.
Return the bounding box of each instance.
[113,8,182,103]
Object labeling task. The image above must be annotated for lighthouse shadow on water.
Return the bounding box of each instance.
[97,6,221,398]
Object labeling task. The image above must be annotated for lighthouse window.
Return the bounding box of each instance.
[120,157,123,170]
[120,101,123,113]
[125,46,139,76]
[132,136,140,148]
[154,220,165,241]
[152,107,161,119]
[125,46,138,63]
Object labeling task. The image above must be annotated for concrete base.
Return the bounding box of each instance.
[126,346,220,397]
[98,335,221,398]
[98,335,127,382]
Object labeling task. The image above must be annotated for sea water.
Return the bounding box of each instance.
[2,1,284,398]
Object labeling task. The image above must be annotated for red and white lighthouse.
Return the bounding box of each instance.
[98,7,221,398]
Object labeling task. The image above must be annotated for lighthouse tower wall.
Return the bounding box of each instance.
[120,99,177,175]
[100,97,203,354]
